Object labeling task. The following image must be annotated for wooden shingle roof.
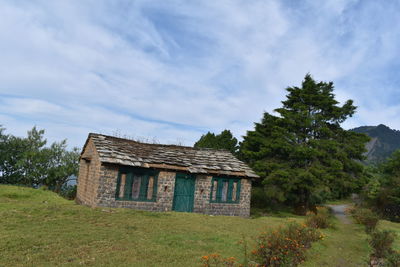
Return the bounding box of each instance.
[84,133,259,178]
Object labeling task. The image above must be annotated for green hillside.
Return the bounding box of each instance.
[351,124,400,164]
[0,185,301,266]
[1,185,399,267]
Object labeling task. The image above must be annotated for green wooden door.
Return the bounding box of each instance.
[172,173,196,212]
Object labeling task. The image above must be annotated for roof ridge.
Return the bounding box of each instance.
[88,133,232,153]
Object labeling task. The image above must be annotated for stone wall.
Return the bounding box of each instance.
[193,175,251,217]
[95,165,177,212]
[78,162,252,217]
[76,139,102,207]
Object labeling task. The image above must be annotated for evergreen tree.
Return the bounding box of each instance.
[194,130,238,154]
[362,149,400,221]
[240,74,369,213]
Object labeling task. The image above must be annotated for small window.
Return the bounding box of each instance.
[210,177,241,203]
[119,173,126,198]
[147,176,154,200]
[232,181,238,202]
[212,180,218,201]
[221,181,228,202]
[115,168,158,202]
[131,175,141,199]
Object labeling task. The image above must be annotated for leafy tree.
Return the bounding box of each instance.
[194,130,238,154]
[44,142,80,193]
[240,74,369,213]
[0,126,80,195]
[15,127,48,186]
[364,149,400,221]
[0,134,29,184]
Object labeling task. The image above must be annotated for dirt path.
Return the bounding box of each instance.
[302,203,370,267]
[328,204,352,224]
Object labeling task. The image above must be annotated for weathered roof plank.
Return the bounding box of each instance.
[87,133,259,178]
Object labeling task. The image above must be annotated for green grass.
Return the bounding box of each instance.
[1,185,399,267]
[379,220,400,251]
[301,218,370,267]
[0,185,302,267]
[325,198,352,205]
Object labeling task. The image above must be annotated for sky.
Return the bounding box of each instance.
[1,0,400,148]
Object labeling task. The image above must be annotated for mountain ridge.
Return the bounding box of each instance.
[351,124,400,164]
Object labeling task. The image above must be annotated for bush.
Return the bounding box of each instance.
[251,187,270,209]
[200,254,238,267]
[385,251,400,267]
[352,208,380,233]
[369,230,396,258]
[60,185,77,200]
[305,207,332,229]
[250,222,324,266]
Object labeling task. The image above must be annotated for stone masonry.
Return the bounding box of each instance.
[193,175,251,217]
[77,162,252,217]
[76,139,102,207]
[76,134,256,217]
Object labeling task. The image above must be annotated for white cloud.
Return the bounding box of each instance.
[0,0,400,148]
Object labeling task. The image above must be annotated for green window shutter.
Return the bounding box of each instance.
[139,174,148,200]
[124,172,133,199]
[216,178,223,202]
[209,177,241,203]
[115,173,121,199]
[114,167,158,202]
[228,180,233,202]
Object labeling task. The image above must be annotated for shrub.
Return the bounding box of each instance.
[251,222,323,266]
[385,251,400,267]
[251,187,270,209]
[60,185,77,200]
[352,208,380,233]
[369,230,396,258]
[200,254,238,267]
[305,207,332,229]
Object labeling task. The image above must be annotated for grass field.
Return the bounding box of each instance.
[379,220,400,251]
[0,185,398,267]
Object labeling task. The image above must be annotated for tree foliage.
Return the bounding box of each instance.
[194,130,238,154]
[0,126,79,194]
[363,149,400,221]
[240,74,369,213]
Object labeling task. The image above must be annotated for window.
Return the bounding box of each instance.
[118,173,126,198]
[115,167,158,202]
[210,177,241,203]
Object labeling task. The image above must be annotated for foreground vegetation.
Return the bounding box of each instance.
[1,185,399,266]
[0,185,303,267]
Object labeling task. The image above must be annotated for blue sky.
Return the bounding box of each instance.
[1,0,400,148]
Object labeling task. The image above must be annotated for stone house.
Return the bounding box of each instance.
[76,133,259,217]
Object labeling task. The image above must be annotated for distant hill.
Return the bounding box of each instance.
[351,124,400,164]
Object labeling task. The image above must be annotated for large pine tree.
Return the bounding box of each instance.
[240,74,369,213]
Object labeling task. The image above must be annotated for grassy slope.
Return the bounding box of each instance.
[1,185,398,267]
[379,220,400,251]
[0,185,302,267]
[302,218,370,267]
